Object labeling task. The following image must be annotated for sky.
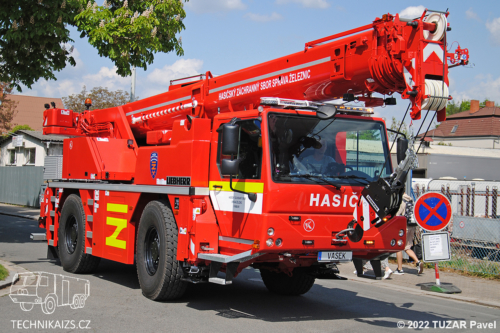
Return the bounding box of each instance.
[19,0,500,133]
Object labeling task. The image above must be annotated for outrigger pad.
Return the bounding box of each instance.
[420,282,462,294]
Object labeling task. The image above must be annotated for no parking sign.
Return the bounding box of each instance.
[414,192,452,232]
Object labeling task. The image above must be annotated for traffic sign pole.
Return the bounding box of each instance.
[415,193,461,294]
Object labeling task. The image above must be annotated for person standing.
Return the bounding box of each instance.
[394,193,424,275]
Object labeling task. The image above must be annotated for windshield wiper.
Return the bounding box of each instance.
[328,174,370,185]
[288,174,341,190]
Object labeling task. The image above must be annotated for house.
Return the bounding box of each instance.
[0,130,66,166]
[420,100,500,149]
[7,95,64,132]
[0,130,67,207]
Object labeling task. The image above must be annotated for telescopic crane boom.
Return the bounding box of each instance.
[43,10,468,141]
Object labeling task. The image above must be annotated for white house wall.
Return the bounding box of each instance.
[0,135,63,167]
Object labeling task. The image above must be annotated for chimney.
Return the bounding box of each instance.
[485,101,495,108]
[470,100,480,113]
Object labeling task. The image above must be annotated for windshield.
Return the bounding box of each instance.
[268,113,391,185]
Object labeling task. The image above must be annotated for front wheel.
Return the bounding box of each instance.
[136,200,187,301]
[260,268,316,296]
[20,303,34,311]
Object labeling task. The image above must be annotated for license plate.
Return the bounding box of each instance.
[317,251,352,262]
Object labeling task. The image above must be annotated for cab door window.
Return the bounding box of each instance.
[217,119,263,179]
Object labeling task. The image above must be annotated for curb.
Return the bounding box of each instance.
[0,211,39,221]
[0,260,20,290]
[346,274,500,309]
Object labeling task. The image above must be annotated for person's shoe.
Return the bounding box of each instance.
[383,268,393,279]
[393,269,404,275]
[353,270,364,275]
[417,261,424,275]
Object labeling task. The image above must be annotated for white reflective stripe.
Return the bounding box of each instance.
[362,197,371,231]
[190,239,195,255]
[210,191,263,214]
[209,57,330,94]
[125,95,191,116]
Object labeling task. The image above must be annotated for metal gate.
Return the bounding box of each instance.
[0,166,44,207]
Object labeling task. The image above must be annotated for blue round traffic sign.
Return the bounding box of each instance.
[414,192,452,232]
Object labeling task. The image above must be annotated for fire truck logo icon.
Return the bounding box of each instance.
[303,219,315,232]
[9,272,90,315]
[150,152,158,179]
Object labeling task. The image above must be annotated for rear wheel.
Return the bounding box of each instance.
[136,200,187,301]
[260,268,315,295]
[58,194,100,273]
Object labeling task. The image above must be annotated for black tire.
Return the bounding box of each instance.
[58,194,100,273]
[260,268,316,296]
[136,200,187,301]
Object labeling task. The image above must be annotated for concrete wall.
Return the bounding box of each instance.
[431,137,500,149]
[0,166,44,207]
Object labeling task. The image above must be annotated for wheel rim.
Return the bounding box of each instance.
[144,226,160,276]
[65,215,78,254]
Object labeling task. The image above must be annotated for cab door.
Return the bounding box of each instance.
[208,116,264,241]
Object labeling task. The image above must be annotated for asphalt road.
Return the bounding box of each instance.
[1,214,499,333]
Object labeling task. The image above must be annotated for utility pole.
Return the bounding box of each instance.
[130,67,136,102]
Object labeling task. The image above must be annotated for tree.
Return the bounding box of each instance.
[62,85,134,112]
[2,124,34,138]
[388,116,409,142]
[445,98,498,116]
[446,99,470,116]
[0,82,19,133]
[0,1,187,92]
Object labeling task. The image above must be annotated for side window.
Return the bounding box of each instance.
[217,119,263,180]
[39,276,48,287]
[9,149,16,165]
[27,148,36,164]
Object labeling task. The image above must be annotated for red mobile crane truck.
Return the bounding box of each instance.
[39,10,468,300]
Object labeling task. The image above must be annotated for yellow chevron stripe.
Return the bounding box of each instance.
[107,203,128,213]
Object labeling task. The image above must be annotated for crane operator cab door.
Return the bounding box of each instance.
[208,116,264,241]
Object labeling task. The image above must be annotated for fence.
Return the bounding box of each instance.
[0,166,44,208]
[411,180,500,276]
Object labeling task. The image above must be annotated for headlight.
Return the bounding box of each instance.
[390,239,396,247]
[399,229,405,237]
[397,239,403,246]
[267,228,275,236]
[266,239,274,247]
[275,238,283,246]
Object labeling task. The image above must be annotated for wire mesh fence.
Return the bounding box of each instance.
[411,180,500,276]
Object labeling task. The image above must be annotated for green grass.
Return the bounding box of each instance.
[0,263,9,281]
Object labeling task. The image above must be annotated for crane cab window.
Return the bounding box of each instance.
[217,119,263,180]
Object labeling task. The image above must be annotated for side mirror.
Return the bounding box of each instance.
[222,124,240,155]
[221,158,240,175]
[397,137,408,164]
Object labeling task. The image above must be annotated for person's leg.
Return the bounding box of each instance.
[395,251,404,274]
[405,227,423,274]
[381,258,393,279]
[405,249,419,263]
